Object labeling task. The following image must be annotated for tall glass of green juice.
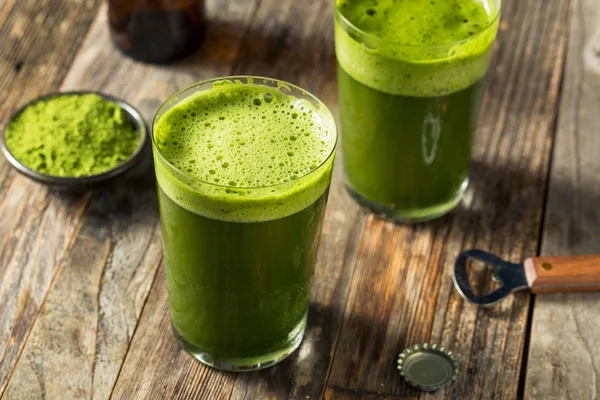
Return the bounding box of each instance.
[152,77,337,371]
[335,0,501,222]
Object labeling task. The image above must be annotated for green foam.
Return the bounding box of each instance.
[335,0,500,96]
[153,80,337,222]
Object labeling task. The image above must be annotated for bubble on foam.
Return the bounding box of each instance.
[335,0,499,96]
[155,82,335,192]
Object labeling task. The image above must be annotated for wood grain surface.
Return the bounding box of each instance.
[524,0,600,398]
[0,0,102,395]
[525,255,600,293]
[1,3,162,398]
[325,0,569,397]
[0,0,594,398]
[0,0,101,192]
[111,0,368,399]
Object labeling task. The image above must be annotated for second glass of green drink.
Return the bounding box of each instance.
[335,0,501,222]
[152,77,337,371]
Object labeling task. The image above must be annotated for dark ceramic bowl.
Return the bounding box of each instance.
[0,91,147,188]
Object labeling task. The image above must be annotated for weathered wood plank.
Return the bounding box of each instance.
[0,0,575,399]
[0,0,102,195]
[230,0,335,93]
[104,260,240,400]
[0,5,184,400]
[0,0,102,394]
[2,168,163,400]
[1,0,263,398]
[1,4,158,399]
[325,386,404,400]
[110,1,368,399]
[524,0,600,398]
[324,0,570,398]
[0,185,90,396]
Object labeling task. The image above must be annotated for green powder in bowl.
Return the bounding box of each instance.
[3,93,142,178]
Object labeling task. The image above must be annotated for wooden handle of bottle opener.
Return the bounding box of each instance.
[524,255,600,293]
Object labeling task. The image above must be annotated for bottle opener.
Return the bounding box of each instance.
[453,249,600,306]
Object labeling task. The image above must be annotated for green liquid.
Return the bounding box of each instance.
[335,0,500,221]
[338,66,486,216]
[153,79,336,368]
[158,187,327,357]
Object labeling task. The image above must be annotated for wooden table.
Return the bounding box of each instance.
[1,0,599,398]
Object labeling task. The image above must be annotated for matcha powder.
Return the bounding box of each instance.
[4,94,141,177]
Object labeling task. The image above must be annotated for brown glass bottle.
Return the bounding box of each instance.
[108,0,204,64]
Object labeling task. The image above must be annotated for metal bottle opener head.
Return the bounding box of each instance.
[453,249,529,306]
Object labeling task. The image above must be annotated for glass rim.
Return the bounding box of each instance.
[333,0,502,50]
[152,75,338,191]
